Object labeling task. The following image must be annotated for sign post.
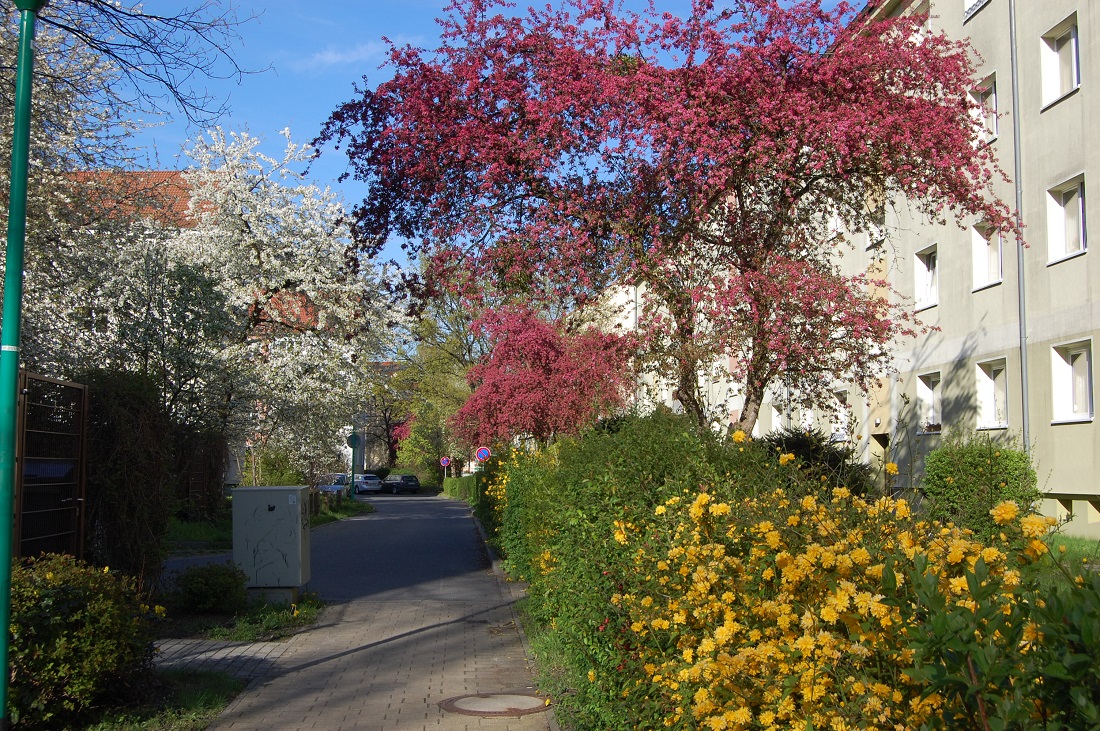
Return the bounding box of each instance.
[346,432,361,495]
[0,4,47,727]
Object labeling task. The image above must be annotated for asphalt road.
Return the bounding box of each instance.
[306,494,494,602]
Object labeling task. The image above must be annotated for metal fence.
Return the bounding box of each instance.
[15,372,87,557]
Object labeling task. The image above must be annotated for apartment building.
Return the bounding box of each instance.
[828,0,1100,537]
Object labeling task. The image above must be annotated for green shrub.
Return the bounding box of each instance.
[172,563,248,615]
[496,411,776,729]
[923,431,1039,539]
[442,474,485,503]
[905,555,1100,729]
[79,368,176,585]
[9,554,157,728]
[497,413,1099,730]
[759,426,874,495]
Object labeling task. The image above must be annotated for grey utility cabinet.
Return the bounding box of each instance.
[232,486,311,590]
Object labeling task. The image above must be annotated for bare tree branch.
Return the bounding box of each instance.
[1,0,259,125]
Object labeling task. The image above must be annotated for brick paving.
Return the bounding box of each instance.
[156,496,559,731]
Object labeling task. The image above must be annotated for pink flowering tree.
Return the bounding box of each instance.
[319,0,1016,432]
[450,309,633,445]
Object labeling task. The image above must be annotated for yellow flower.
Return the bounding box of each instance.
[989,501,1019,526]
[655,505,667,515]
[778,453,796,466]
[103,566,110,573]
[1020,514,1050,539]
[732,429,747,443]
[884,462,899,476]
[588,669,596,682]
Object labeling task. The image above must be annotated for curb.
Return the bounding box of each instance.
[467,503,561,731]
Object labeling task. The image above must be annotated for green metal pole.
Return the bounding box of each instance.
[0,3,46,727]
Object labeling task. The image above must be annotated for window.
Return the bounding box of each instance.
[1052,341,1092,422]
[964,0,991,20]
[799,407,814,432]
[972,222,1002,288]
[1048,177,1086,261]
[970,75,997,142]
[977,360,1008,428]
[830,391,849,441]
[915,245,938,309]
[1042,17,1080,106]
[917,372,942,433]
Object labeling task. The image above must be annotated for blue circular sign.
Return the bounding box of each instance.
[440,456,451,467]
[475,447,492,462]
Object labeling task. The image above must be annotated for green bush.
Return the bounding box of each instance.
[496,411,775,729]
[905,557,1100,729]
[496,414,1097,730]
[443,474,485,503]
[172,562,248,615]
[759,426,874,495]
[923,431,1040,539]
[9,554,157,728]
[79,368,176,585]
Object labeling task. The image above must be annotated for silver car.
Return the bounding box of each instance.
[355,474,383,494]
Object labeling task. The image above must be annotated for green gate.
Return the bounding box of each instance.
[14,372,87,557]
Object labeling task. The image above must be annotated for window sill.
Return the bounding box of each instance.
[1047,249,1087,267]
[964,0,991,22]
[977,424,1008,431]
[1051,415,1094,425]
[1041,85,1080,113]
[972,279,1003,293]
[914,301,938,313]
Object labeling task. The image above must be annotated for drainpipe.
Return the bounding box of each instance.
[1008,0,1031,453]
[0,3,48,727]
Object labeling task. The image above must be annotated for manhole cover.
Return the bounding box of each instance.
[439,692,549,717]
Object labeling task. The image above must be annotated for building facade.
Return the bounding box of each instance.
[831,0,1100,537]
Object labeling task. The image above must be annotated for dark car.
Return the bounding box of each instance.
[381,473,420,494]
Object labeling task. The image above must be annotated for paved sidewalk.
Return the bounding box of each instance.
[156,638,291,681]
[156,496,558,731]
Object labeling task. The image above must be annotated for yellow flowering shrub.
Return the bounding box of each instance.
[611,487,1063,730]
[496,414,1095,730]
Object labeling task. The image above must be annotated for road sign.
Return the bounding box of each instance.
[346,433,361,449]
[475,447,492,462]
[440,456,451,467]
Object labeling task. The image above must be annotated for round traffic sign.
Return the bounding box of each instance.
[440,456,451,467]
[346,433,361,449]
[475,446,492,462]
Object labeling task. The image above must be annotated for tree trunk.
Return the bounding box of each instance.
[733,381,765,436]
[674,356,708,429]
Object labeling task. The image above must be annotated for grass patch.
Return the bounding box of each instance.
[166,516,232,554]
[311,496,375,527]
[1022,533,1100,591]
[159,592,324,642]
[83,668,243,731]
[206,594,324,642]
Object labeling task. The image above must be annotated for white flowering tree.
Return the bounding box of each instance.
[172,128,392,477]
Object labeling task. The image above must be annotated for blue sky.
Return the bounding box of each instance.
[134,0,846,223]
[136,1,451,199]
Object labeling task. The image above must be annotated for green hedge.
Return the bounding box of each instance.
[493,413,1096,730]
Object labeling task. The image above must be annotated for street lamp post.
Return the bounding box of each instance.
[0,2,48,727]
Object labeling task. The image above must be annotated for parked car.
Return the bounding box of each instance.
[381,473,420,494]
[355,473,383,494]
[316,473,351,498]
